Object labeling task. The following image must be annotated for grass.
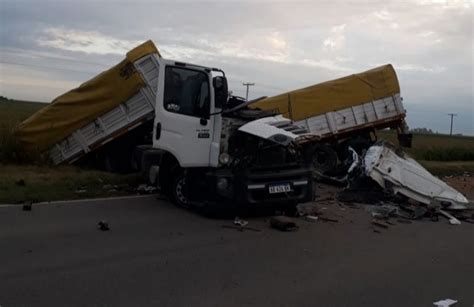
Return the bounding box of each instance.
[0,96,45,126]
[418,161,474,176]
[0,97,46,163]
[0,164,144,204]
[378,130,474,161]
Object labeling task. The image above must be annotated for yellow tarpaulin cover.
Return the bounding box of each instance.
[16,40,160,152]
[250,64,400,121]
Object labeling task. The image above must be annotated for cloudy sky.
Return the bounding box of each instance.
[0,0,473,134]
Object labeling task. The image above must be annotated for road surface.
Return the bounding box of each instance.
[0,196,473,307]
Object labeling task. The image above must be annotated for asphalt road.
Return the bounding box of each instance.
[0,196,473,307]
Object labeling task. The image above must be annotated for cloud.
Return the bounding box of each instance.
[323,24,346,51]
[300,59,351,72]
[267,32,287,50]
[37,28,141,55]
[396,64,447,73]
[373,9,393,21]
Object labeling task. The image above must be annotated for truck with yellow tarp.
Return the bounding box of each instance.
[15,40,314,210]
[16,40,161,171]
[15,39,410,206]
[249,64,411,175]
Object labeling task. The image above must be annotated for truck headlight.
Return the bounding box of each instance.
[219,153,230,165]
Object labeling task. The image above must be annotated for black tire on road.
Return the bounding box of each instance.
[170,170,189,208]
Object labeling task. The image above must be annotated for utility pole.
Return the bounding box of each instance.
[447,113,457,136]
[242,82,255,101]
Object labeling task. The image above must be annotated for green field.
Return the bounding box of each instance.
[378,130,474,161]
[0,96,45,126]
[0,164,143,203]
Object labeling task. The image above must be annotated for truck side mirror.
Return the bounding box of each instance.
[213,76,228,109]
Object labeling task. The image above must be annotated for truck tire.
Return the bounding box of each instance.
[170,170,189,208]
[312,144,338,174]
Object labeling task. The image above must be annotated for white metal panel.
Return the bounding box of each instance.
[135,54,160,94]
[238,116,299,140]
[364,144,469,210]
[294,94,406,137]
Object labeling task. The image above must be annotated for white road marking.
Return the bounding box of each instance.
[0,194,158,208]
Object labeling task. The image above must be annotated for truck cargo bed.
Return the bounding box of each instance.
[294,93,405,140]
[49,54,160,164]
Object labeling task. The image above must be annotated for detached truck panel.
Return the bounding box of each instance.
[16,41,161,164]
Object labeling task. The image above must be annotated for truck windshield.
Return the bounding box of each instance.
[164,66,210,119]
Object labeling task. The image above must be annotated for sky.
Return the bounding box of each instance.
[0,0,473,135]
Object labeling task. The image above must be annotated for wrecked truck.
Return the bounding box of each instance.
[249,65,412,176]
[16,40,313,209]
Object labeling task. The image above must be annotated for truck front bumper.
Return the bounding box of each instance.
[241,167,313,205]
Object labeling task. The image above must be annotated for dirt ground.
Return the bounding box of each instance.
[442,173,474,201]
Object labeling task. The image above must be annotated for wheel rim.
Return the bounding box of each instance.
[175,177,188,205]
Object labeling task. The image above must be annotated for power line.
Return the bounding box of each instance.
[447,113,457,136]
[242,82,255,101]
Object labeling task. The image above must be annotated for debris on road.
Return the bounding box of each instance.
[303,215,319,223]
[136,184,157,194]
[361,142,469,210]
[234,217,249,227]
[270,216,299,231]
[15,179,26,186]
[433,298,458,307]
[439,210,462,225]
[328,141,474,227]
[97,220,110,231]
[22,201,32,211]
[296,202,323,217]
[319,217,339,223]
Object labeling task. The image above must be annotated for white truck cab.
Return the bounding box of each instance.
[140,57,313,210]
[153,59,224,168]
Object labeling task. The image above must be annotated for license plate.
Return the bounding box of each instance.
[268,183,291,194]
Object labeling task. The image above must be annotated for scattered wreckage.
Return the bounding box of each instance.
[336,142,472,225]
[361,143,469,210]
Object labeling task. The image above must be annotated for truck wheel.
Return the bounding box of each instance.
[312,144,338,174]
[170,171,189,208]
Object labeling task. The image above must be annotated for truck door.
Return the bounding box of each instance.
[154,62,214,167]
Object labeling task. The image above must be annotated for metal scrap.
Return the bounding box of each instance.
[270,216,299,231]
[372,220,389,229]
[22,201,32,211]
[97,220,110,231]
[362,142,469,210]
[234,217,249,227]
[319,217,338,223]
[439,210,461,225]
[433,298,458,307]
